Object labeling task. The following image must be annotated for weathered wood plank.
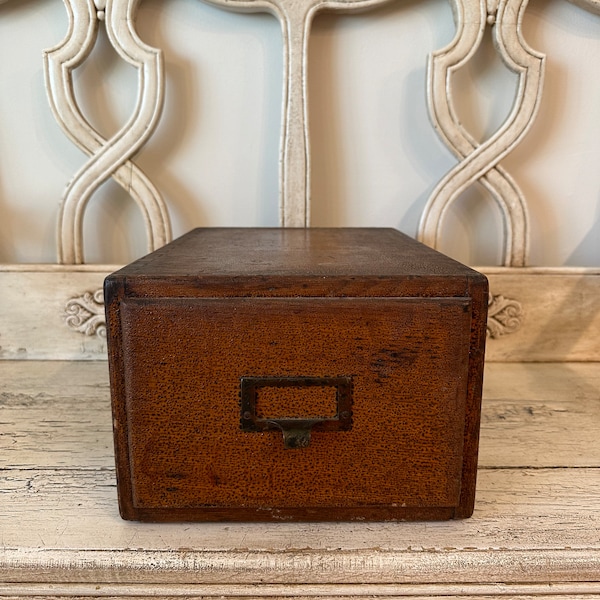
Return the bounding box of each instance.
[479,362,600,467]
[0,361,112,469]
[1,584,600,599]
[1,544,599,585]
[483,268,600,362]
[1,467,599,552]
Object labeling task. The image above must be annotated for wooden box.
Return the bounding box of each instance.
[105,228,488,521]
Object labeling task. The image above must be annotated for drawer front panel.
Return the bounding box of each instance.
[119,297,472,513]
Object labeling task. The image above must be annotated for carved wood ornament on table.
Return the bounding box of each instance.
[39,0,600,338]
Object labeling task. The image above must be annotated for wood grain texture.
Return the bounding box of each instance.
[2,467,600,551]
[1,594,600,600]
[114,297,472,519]
[1,361,599,596]
[2,361,597,472]
[104,228,487,521]
[108,228,484,296]
[479,362,600,467]
[1,587,600,599]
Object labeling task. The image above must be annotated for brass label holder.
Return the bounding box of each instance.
[240,376,353,449]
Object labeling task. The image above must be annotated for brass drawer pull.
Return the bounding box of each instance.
[240,376,353,449]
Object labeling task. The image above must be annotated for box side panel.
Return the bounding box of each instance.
[117,296,473,521]
[456,274,489,518]
[104,275,137,520]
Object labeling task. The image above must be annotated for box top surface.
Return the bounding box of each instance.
[107,228,487,298]
[113,228,481,278]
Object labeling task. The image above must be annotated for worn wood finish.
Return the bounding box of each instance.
[0,0,597,594]
[1,361,599,596]
[1,593,600,600]
[3,466,600,552]
[104,228,488,521]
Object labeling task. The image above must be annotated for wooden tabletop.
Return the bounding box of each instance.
[1,360,599,598]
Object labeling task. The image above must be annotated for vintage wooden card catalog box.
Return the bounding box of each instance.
[105,228,488,521]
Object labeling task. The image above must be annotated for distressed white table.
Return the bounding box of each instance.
[1,360,599,598]
[2,0,599,594]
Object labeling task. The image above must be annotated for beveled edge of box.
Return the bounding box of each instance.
[108,227,485,278]
[116,505,458,523]
[104,274,137,519]
[455,272,489,518]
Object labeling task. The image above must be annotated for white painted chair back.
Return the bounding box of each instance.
[0,0,599,360]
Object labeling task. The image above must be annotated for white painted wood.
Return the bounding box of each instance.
[201,0,404,227]
[0,267,114,360]
[43,0,171,264]
[481,267,600,361]
[568,0,600,14]
[1,268,598,361]
[419,0,545,267]
[479,362,600,467]
[1,473,599,580]
[6,463,598,552]
[1,361,599,595]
